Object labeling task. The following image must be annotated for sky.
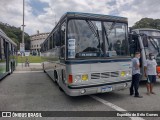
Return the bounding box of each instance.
[0,0,160,35]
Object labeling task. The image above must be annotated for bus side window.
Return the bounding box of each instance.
[49,36,53,49]
[55,29,60,47]
[52,34,55,48]
[44,42,47,51]
[10,44,13,55]
[47,39,49,50]
[3,39,6,59]
[0,37,2,60]
[60,22,66,58]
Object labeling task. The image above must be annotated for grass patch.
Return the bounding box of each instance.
[17,56,44,63]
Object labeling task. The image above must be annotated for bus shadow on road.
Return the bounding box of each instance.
[64,91,127,103]
[94,91,128,101]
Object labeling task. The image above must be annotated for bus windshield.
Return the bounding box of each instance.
[138,30,160,57]
[142,35,160,60]
[149,37,159,53]
[67,19,129,59]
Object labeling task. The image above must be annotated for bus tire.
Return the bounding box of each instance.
[13,62,15,71]
[42,63,46,73]
[10,63,13,74]
[54,71,58,83]
[59,86,64,92]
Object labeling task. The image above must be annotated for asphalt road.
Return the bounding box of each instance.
[0,70,160,120]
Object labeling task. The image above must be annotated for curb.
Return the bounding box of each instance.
[18,63,42,65]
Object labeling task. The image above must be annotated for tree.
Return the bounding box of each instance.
[0,22,31,50]
[132,18,160,30]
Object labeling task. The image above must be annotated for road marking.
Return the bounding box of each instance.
[13,71,43,73]
[90,95,145,120]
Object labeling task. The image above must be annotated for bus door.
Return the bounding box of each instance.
[129,34,146,79]
[129,34,141,57]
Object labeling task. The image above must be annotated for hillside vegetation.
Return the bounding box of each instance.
[0,22,30,50]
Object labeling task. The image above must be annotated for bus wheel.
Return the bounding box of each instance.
[59,86,64,92]
[43,63,46,73]
[13,62,15,71]
[54,71,58,83]
[8,64,13,75]
[11,63,13,74]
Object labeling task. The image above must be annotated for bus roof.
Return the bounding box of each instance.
[60,12,128,23]
[0,28,17,46]
[133,28,160,32]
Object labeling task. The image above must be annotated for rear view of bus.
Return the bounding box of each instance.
[42,12,132,96]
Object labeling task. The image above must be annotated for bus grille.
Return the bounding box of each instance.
[101,72,110,78]
[91,73,100,79]
[111,71,119,77]
[91,71,119,79]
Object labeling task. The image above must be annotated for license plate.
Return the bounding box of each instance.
[101,86,112,92]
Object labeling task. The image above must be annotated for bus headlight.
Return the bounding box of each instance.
[74,75,81,82]
[82,74,88,81]
[121,71,126,77]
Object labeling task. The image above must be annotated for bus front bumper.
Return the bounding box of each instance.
[65,80,131,96]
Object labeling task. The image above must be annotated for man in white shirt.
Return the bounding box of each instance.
[144,53,157,95]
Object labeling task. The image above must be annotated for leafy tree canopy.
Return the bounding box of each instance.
[0,22,30,50]
[132,18,160,30]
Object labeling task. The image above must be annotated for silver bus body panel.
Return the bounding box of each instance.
[42,56,132,96]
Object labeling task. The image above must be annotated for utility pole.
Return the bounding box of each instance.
[21,0,25,67]
[22,0,25,44]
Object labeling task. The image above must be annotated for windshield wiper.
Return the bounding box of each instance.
[102,23,109,46]
[103,22,116,48]
[85,20,101,51]
[86,20,100,41]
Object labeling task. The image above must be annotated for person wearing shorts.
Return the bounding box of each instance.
[144,53,157,95]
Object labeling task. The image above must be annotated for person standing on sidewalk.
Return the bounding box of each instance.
[25,58,30,67]
[144,53,157,95]
[130,52,143,98]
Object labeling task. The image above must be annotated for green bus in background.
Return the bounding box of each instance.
[0,29,17,80]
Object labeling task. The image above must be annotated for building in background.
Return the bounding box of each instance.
[30,30,49,56]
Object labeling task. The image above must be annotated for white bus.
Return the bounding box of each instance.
[41,12,132,96]
[130,28,160,80]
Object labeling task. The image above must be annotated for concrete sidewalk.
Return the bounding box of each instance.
[15,63,43,71]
